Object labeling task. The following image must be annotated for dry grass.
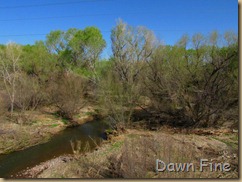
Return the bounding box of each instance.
[29,128,238,179]
[0,111,66,154]
[0,104,98,155]
[108,131,238,178]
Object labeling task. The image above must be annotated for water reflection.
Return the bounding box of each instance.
[0,120,108,178]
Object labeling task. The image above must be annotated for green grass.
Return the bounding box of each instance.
[211,136,238,150]
[127,134,138,139]
[74,113,81,118]
[31,120,39,124]
[230,134,239,141]
[100,140,124,156]
[109,141,124,151]
[53,112,60,118]
[51,124,59,128]
[85,111,94,116]
[61,118,69,124]
[105,128,113,134]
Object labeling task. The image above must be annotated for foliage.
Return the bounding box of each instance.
[47,72,87,120]
[21,41,57,81]
[145,31,238,127]
[0,24,238,129]
[14,73,45,111]
[99,20,157,127]
[45,27,106,71]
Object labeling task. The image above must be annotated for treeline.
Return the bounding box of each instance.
[0,20,238,128]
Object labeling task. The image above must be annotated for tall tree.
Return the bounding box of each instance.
[111,19,157,83]
[45,27,106,72]
[100,20,157,126]
[21,41,56,80]
[0,43,22,116]
[69,27,106,70]
[145,31,238,127]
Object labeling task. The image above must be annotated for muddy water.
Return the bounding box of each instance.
[0,120,108,178]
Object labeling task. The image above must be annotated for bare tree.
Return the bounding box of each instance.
[111,19,157,83]
[100,20,158,127]
[0,43,22,116]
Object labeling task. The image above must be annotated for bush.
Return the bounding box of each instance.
[47,72,87,120]
[145,33,238,127]
[14,73,45,111]
[0,91,8,115]
[98,66,142,128]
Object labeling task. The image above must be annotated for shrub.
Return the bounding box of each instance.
[47,72,87,120]
[14,73,45,111]
[145,32,238,127]
[0,91,8,115]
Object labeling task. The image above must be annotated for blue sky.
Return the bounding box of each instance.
[0,0,238,58]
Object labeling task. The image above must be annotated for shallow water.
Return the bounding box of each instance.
[0,120,108,178]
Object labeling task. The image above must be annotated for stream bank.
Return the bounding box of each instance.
[0,106,97,155]
[19,127,238,178]
[0,119,109,178]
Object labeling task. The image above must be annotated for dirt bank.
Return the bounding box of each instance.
[0,106,97,155]
[19,127,238,178]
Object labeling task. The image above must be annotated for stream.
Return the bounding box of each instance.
[0,120,109,178]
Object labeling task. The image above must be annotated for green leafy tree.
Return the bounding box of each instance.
[21,41,57,81]
[69,27,106,70]
[45,27,106,74]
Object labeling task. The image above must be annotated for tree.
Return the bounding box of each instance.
[111,19,157,83]
[45,27,106,73]
[47,73,87,120]
[145,31,238,127]
[21,41,57,80]
[69,27,106,70]
[0,43,22,116]
[46,30,65,54]
[99,20,157,127]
